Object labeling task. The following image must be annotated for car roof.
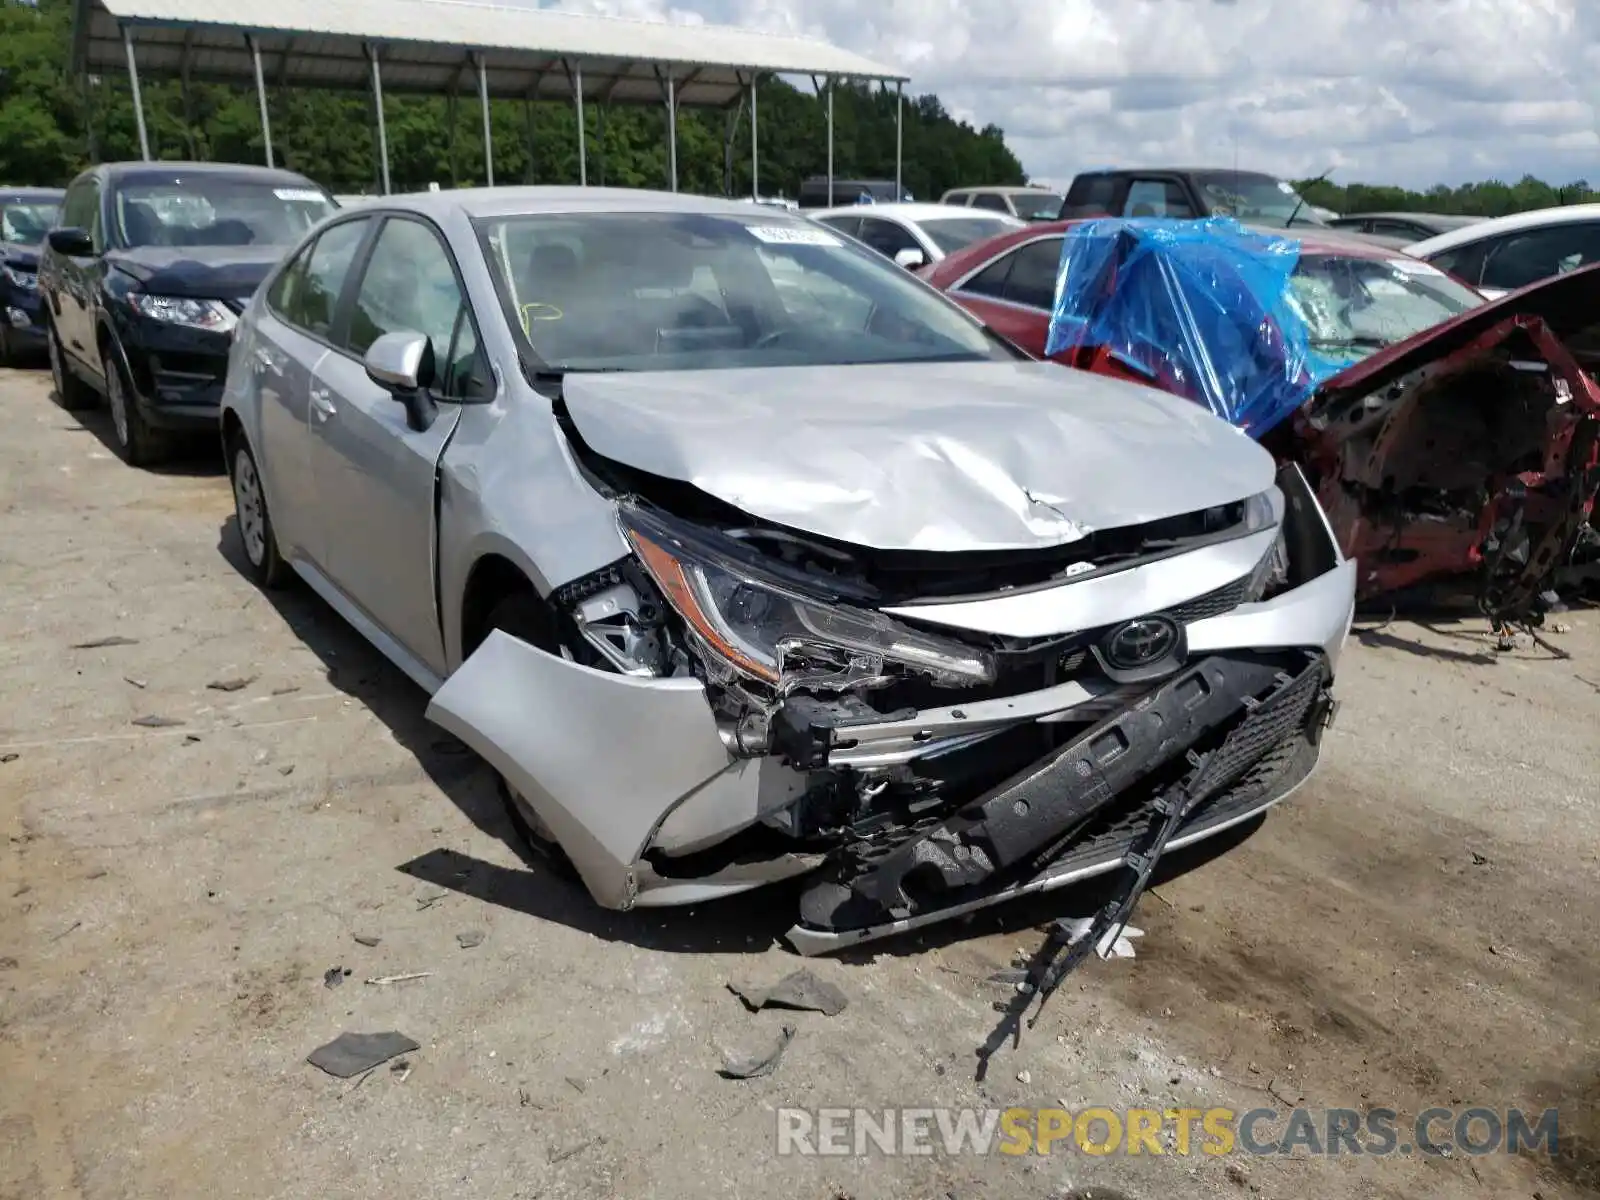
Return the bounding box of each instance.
[369,185,807,222]
[1338,211,1481,224]
[0,187,66,203]
[1073,167,1283,180]
[1405,203,1600,254]
[90,161,324,188]
[809,202,1020,223]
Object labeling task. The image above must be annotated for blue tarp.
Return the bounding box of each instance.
[1044,216,1358,438]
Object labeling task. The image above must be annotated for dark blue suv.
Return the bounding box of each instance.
[1,187,65,365]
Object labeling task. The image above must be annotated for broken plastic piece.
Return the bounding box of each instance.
[727,969,848,1016]
[306,1031,419,1078]
[718,1022,796,1079]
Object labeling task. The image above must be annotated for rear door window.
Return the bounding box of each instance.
[814,214,861,240]
[957,249,1019,300]
[1423,240,1489,286]
[1122,179,1196,218]
[1479,223,1600,292]
[856,217,923,260]
[1062,174,1118,218]
[970,192,1011,213]
[272,218,370,339]
[999,237,1064,310]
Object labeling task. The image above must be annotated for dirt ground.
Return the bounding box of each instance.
[1,362,1596,1200]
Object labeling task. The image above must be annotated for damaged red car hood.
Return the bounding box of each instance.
[1310,261,1600,411]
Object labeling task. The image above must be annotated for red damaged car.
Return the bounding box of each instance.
[923,218,1600,623]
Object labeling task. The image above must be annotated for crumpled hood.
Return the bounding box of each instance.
[562,359,1277,551]
[105,244,287,305]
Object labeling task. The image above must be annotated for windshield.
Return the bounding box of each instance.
[477,211,1014,373]
[1012,193,1064,221]
[115,177,336,249]
[1194,172,1325,227]
[918,215,1022,254]
[2,202,60,245]
[1287,253,1484,354]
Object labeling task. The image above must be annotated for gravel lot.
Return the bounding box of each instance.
[1,362,1596,1200]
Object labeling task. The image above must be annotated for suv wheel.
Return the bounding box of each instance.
[48,323,96,411]
[101,345,167,467]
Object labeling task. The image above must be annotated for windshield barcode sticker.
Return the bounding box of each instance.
[747,225,843,247]
[274,188,326,202]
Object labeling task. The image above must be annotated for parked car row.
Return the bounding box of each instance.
[0,187,66,365]
[3,165,1359,957]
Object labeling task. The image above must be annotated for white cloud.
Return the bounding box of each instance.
[517,0,1600,190]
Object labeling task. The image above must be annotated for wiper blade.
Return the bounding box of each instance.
[1310,336,1390,350]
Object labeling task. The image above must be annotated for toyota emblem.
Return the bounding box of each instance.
[1103,616,1181,670]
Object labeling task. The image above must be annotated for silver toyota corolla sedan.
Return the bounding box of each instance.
[220,187,1356,955]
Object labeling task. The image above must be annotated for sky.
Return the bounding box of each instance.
[521,0,1600,191]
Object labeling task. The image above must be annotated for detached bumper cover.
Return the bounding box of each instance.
[796,650,1332,933]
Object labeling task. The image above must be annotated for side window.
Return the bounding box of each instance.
[59,181,93,230]
[1425,240,1488,287]
[440,305,490,400]
[856,217,921,259]
[943,192,970,207]
[1000,238,1063,310]
[958,249,1019,300]
[1122,179,1193,218]
[1371,219,1425,239]
[346,217,465,369]
[1062,174,1117,217]
[815,215,861,240]
[277,219,369,338]
[970,192,1010,213]
[1479,223,1600,292]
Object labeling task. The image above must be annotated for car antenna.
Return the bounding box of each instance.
[1286,165,1334,228]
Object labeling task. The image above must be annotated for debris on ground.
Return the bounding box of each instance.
[71,635,139,649]
[0,956,19,970]
[131,715,184,728]
[278,765,295,776]
[548,1135,603,1165]
[323,966,351,989]
[389,1058,412,1083]
[270,685,301,696]
[1226,1161,1250,1187]
[0,753,17,764]
[456,930,485,950]
[718,1022,796,1079]
[123,676,147,689]
[183,734,201,744]
[416,891,449,911]
[306,1031,419,1078]
[365,972,432,986]
[727,969,848,1016]
[352,933,382,947]
[207,676,258,692]
[1470,851,1489,866]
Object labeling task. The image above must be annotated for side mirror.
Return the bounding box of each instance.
[48,227,94,257]
[893,247,927,269]
[364,330,439,432]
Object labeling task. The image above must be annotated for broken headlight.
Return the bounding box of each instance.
[1245,486,1289,600]
[619,505,995,692]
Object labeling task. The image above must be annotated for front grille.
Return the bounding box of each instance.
[1170,573,1253,623]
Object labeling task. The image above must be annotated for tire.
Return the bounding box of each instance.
[101,343,167,467]
[228,437,289,589]
[47,321,96,411]
[481,593,581,881]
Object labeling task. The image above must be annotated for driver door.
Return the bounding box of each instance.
[307,215,479,680]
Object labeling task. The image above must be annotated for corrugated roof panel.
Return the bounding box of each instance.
[78,0,904,85]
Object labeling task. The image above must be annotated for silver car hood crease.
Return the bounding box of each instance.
[561,361,1277,552]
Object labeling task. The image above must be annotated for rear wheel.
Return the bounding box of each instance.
[229,437,289,589]
[480,593,581,881]
[47,322,96,411]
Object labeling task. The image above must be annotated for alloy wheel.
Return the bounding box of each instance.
[105,357,130,446]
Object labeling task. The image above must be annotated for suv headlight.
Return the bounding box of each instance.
[1244,487,1289,600]
[619,505,995,692]
[1,264,37,291]
[127,293,238,334]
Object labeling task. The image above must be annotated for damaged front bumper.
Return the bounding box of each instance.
[427,465,1356,953]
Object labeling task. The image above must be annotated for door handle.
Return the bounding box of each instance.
[309,387,336,421]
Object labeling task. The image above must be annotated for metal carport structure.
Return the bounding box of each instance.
[70,0,909,199]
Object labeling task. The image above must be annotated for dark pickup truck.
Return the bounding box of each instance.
[1058,168,1328,228]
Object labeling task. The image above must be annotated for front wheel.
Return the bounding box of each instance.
[48,322,96,411]
[229,438,288,589]
[481,593,580,881]
[102,345,167,467]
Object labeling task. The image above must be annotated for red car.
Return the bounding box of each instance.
[922,220,1600,620]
